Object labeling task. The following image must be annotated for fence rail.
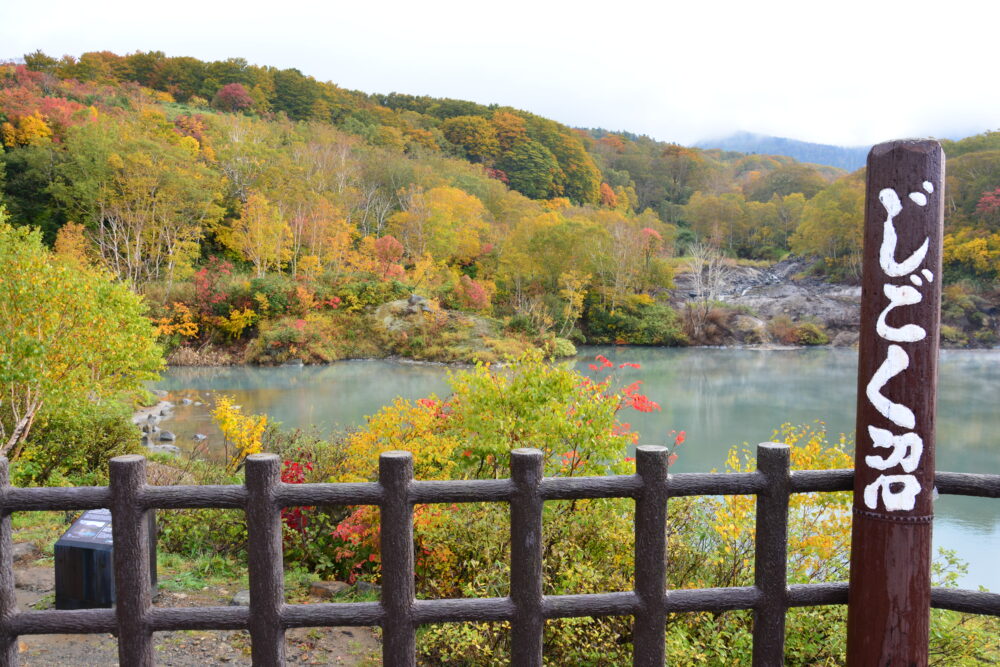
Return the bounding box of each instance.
[1,447,998,666]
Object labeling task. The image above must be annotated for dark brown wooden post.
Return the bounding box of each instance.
[380,450,416,666]
[847,140,944,664]
[510,448,544,667]
[633,445,668,667]
[752,443,791,666]
[245,453,286,666]
[0,458,18,666]
[110,455,154,666]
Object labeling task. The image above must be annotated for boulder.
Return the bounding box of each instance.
[831,331,860,347]
[159,431,176,442]
[14,567,53,592]
[147,444,181,456]
[193,433,208,442]
[230,589,251,606]
[11,542,41,563]
[405,294,433,315]
[354,581,381,596]
[309,580,351,598]
[732,314,768,344]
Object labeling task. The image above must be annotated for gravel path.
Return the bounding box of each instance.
[13,566,379,665]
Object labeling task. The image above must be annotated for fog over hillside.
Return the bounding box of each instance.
[695,132,871,171]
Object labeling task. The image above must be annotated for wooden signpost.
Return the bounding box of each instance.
[847,140,944,664]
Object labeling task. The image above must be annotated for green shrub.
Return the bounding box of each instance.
[12,403,141,486]
[504,314,538,337]
[584,296,686,345]
[335,280,411,312]
[159,508,249,557]
[249,274,294,315]
[940,325,968,347]
[795,322,829,346]
[549,336,577,358]
[972,327,997,345]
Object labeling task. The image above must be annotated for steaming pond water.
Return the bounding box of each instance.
[152,346,1000,591]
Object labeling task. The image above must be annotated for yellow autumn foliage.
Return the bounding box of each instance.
[710,422,853,584]
[215,307,257,340]
[212,395,268,472]
[331,396,463,483]
[154,302,199,338]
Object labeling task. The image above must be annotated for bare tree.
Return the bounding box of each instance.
[683,243,732,342]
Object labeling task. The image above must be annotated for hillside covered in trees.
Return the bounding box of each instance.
[1,49,997,359]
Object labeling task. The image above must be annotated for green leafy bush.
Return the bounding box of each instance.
[248,274,294,315]
[584,296,686,345]
[157,460,249,557]
[11,403,140,486]
[795,321,829,345]
[940,324,969,347]
[547,336,577,358]
[768,316,830,346]
[158,508,249,557]
[334,280,411,312]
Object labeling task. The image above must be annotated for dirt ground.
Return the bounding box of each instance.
[13,565,380,666]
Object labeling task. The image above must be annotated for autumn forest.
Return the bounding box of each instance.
[1,49,998,365]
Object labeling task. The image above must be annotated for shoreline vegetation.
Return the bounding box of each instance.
[163,339,824,368]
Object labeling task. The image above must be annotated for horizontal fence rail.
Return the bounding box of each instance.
[0,448,997,666]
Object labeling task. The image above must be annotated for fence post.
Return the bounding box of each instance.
[380,450,415,666]
[752,443,790,666]
[245,453,286,666]
[848,140,944,664]
[0,458,18,666]
[510,448,544,667]
[633,445,669,667]
[110,455,154,666]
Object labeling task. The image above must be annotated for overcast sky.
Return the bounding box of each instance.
[2,0,996,147]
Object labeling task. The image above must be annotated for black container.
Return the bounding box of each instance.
[54,508,156,610]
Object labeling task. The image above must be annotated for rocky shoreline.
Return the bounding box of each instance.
[132,393,213,459]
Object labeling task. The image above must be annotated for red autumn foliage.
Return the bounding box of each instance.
[975,188,1000,217]
[485,167,509,183]
[192,256,233,314]
[280,459,314,536]
[457,274,489,310]
[373,234,405,280]
[212,82,253,112]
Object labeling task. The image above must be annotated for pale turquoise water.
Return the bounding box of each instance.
[153,347,999,591]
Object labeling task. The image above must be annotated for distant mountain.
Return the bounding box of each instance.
[694,132,870,171]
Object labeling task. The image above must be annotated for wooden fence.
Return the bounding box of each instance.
[0,447,997,666]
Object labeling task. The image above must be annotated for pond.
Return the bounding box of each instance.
[152,346,1000,591]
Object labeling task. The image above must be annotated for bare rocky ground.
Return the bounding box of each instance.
[12,561,379,665]
[671,258,863,346]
